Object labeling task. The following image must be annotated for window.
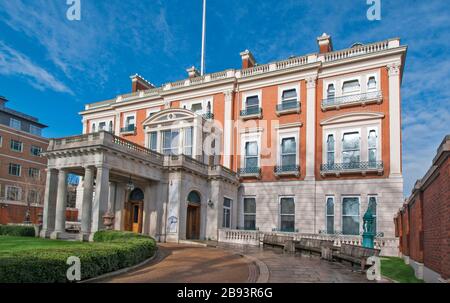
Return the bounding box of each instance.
[367,76,377,91]
[10,139,23,152]
[27,190,39,204]
[29,125,42,136]
[9,118,21,130]
[162,129,179,155]
[244,141,258,169]
[281,89,298,108]
[8,163,21,176]
[92,123,96,132]
[342,80,360,95]
[326,196,335,234]
[0,135,2,147]
[98,122,106,131]
[368,130,377,167]
[327,84,336,99]
[280,137,296,168]
[327,134,335,165]
[30,145,42,156]
[223,198,232,228]
[206,101,212,114]
[243,197,256,230]
[342,132,360,166]
[280,197,295,232]
[125,116,135,128]
[191,103,203,114]
[184,127,193,156]
[28,168,40,179]
[342,197,360,235]
[245,95,259,114]
[368,196,377,233]
[6,186,21,201]
[109,121,113,132]
[149,132,157,151]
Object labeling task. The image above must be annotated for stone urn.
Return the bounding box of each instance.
[102,212,115,230]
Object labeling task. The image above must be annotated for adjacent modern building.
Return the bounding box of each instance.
[395,135,449,282]
[0,96,48,224]
[40,34,407,250]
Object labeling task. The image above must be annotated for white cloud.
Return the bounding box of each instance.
[0,41,73,94]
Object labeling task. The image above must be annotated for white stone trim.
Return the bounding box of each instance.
[241,90,262,110]
[277,83,300,105]
[240,132,261,169]
[276,127,300,167]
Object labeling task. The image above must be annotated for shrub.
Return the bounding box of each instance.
[0,231,157,283]
[0,225,36,237]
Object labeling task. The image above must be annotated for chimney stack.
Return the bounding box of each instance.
[240,50,256,69]
[186,66,200,78]
[130,74,155,93]
[317,33,333,54]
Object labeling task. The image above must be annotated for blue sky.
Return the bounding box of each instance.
[0,0,448,196]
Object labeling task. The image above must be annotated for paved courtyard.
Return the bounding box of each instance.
[101,243,375,283]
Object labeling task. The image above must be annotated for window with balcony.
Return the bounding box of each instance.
[326,196,335,234]
[242,95,260,116]
[162,129,179,155]
[342,197,360,235]
[223,197,232,228]
[368,129,378,167]
[10,139,23,152]
[8,163,21,176]
[183,127,193,156]
[280,137,296,170]
[123,115,136,132]
[367,76,377,91]
[280,197,295,232]
[244,141,259,170]
[278,89,299,112]
[342,80,360,95]
[243,197,256,230]
[6,186,21,201]
[327,134,335,165]
[342,132,360,167]
[29,125,42,136]
[9,118,21,130]
[149,132,157,151]
[327,84,336,99]
[368,196,378,233]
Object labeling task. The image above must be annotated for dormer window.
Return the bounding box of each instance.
[342,80,360,95]
[327,84,336,99]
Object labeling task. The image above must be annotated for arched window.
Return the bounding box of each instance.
[368,130,377,167]
[327,84,335,99]
[367,76,377,91]
[109,121,113,133]
[327,134,335,166]
[187,191,201,205]
[129,188,144,201]
[92,123,96,133]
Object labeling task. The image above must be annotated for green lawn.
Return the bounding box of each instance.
[381,257,424,283]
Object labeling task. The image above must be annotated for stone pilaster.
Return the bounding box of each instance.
[223,90,234,168]
[79,166,94,241]
[51,169,68,239]
[90,165,110,239]
[40,169,58,238]
[387,62,402,178]
[305,75,317,180]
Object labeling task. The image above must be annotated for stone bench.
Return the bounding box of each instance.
[262,234,294,252]
[333,243,381,271]
[294,238,335,259]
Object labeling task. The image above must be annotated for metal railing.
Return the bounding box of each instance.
[238,167,261,175]
[322,91,382,108]
[320,161,383,172]
[120,124,136,133]
[274,165,300,174]
[276,101,300,112]
[240,107,262,117]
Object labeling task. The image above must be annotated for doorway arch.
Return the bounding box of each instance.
[125,188,144,234]
[186,191,201,240]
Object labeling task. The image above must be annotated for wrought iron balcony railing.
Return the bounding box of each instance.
[238,166,261,177]
[240,107,262,118]
[321,91,382,110]
[276,101,300,114]
[274,165,300,176]
[320,161,384,175]
[120,124,136,134]
[202,112,214,120]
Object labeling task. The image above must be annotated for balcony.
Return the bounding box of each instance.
[276,101,300,116]
[274,165,300,177]
[240,107,262,120]
[238,166,261,178]
[120,124,136,135]
[202,112,214,120]
[321,91,383,111]
[320,161,384,176]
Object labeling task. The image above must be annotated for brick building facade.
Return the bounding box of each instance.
[395,135,450,282]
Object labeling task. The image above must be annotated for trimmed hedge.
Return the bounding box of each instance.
[0,225,36,237]
[0,231,157,283]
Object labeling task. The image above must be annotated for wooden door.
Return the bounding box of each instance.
[186,205,200,239]
[125,201,143,234]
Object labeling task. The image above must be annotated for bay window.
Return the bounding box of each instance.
[184,127,193,156]
[162,129,179,155]
[149,132,157,151]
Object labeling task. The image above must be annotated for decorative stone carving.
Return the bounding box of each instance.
[387,62,401,77]
[306,76,317,89]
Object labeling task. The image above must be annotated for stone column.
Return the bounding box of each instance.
[305,75,317,180]
[90,165,110,239]
[387,62,402,178]
[79,166,94,241]
[223,90,234,168]
[40,169,58,238]
[51,169,68,239]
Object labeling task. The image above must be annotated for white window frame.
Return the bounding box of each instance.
[6,185,21,201]
[341,76,362,96]
[9,118,21,130]
[241,90,262,110]
[278,83,300,105]
[341,196,361,235]
[123,112,136,127]
[161,128,180,155]
[341,128,361,164]
[325,196,335,234]
[146,107,160,118]
[367,127,379,164]
[10,139,23,152]
[180,97,214,115]
[279,196,296,232]
[90,117,114,133]
[277,128,299,168]
[8,163,22,177]
[28,167,40,179]
[365,72,380,92]
[27,189,40,205]
[29,125,42,136]
[242,196,256,230]
[323,130,336,165]
[183,126,194,156]
[240,132,261,169]
[222,197,233,229]
[323,80,337,99]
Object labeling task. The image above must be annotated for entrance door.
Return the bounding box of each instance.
[186,204,200,239]
[125,201,143,234]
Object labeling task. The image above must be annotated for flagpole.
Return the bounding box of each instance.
[200,0,206,76]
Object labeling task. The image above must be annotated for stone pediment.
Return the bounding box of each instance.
[320,112,385,126]
[142,108,196,126]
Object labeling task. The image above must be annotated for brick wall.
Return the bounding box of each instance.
[0,203,78,225]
